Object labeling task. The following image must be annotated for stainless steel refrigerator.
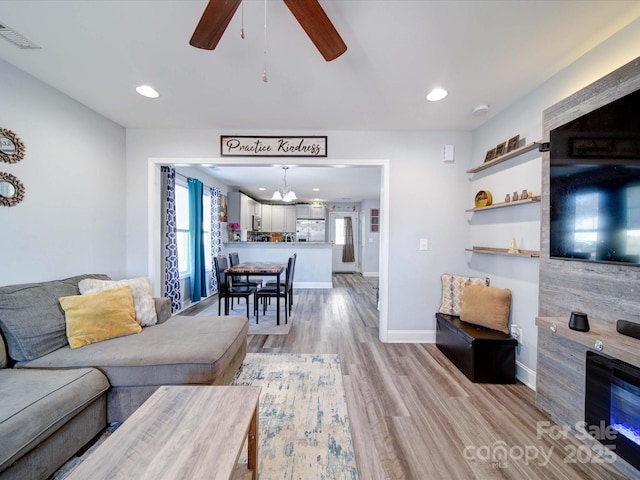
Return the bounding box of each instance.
[296,220,326,242]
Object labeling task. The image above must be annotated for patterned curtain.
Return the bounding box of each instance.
[160,166,181,312]
[342,216,355,263]
[210,187,222,293]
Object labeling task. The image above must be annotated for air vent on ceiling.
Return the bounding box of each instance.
[0,23,41,49]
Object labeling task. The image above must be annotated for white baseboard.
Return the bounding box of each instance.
[293,281,333,289]
[516,361,537,391]
[386,329,435,343]
[362,272,380,277]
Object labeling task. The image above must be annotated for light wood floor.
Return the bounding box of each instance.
[190,274,629,480]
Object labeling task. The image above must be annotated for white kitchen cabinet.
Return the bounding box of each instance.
[250,198,261,218]
[284,205,296,232]
[296,204,325,219]
[228,192,260,231]
[261,204,272,232]
[269,205,296,232]
[271,205,285,232]
[296,204,311,218]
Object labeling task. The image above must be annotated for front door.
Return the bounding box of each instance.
[330,212,359,272]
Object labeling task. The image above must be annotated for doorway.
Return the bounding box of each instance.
[148,157,390,342]
[330,212,359,273]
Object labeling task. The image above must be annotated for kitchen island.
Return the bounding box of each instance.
[223,242,332,288]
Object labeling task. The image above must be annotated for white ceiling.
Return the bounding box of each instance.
[191,164,382,203]
[1,0,639,202]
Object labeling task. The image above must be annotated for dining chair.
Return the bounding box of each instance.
[265,253,296,312]
[255,254,295,324]
[214,256,257,318]
[228,252,262,288]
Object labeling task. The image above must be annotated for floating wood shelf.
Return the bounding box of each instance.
[466,195,541,212]
[465,246,540,258]
[467,141,543,174]
[536,316,640,369]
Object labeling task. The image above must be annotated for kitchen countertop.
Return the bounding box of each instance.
[223,241,331,245]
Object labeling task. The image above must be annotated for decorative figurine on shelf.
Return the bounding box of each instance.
[508,237,519,254]
[505,193,511,203]
[512,191,519,201]
[228,222,239,242]
[521,189,528,199]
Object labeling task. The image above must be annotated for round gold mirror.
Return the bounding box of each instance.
[0,172,25,207]
[0,128,26,164]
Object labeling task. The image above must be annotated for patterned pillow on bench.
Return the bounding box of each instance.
[439,273,490,316]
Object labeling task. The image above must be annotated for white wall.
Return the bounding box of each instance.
[469,17,640,388]
[125,129,473,339]
[361,198,380,276]
[0,59,126,286]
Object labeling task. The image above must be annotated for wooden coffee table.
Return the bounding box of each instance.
[66,385,261,480]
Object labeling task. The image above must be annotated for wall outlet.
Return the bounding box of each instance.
[419,238,428,250]
[510,324,523,344]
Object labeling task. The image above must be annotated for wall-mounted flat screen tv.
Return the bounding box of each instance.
[550,87,640,266]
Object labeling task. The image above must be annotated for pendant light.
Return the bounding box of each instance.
[271,167,297,202]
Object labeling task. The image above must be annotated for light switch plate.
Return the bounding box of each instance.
[419,238,429,250]
[443,145,455,162]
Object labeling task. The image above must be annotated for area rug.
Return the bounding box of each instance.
[232,353,359,480]
[195,300,292,335]
[52,354,357,480]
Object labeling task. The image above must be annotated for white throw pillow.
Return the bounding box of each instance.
[78,277,158,327]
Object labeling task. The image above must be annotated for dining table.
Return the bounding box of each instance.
[224,261,287,325]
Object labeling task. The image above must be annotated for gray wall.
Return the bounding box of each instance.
[469,17,640,387]
[125,128,474,338]
[2,16,640,382]
[0,58,126,285]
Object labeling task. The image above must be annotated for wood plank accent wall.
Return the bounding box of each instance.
[538,55,640,480]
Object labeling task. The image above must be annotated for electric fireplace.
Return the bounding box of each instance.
[585,351,640,471]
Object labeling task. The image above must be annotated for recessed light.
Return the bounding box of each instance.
[426,88,448,102]
[258,187,266,191]
[313,188,320,192]
[136,85,159,98]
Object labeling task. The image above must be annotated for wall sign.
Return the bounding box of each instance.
[220,136,327,157]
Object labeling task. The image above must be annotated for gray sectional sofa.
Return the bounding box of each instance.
[0,274,248,480]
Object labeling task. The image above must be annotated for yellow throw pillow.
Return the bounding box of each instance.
[459,284,511,334]
[59,286,142,349]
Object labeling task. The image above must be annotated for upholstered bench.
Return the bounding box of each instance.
[435,312,517,384]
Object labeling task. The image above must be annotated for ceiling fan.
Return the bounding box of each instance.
[189,0,347,61]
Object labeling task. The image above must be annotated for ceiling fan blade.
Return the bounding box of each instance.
[189,0,242,50]
[282,0,347,61]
